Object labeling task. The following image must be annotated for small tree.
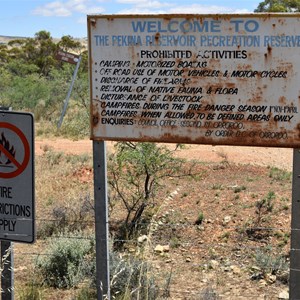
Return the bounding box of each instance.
[254,0,300,12]
[108,142,184,242]
[246,191,276,239]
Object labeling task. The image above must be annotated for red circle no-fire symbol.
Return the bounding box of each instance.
[0,122,30,179]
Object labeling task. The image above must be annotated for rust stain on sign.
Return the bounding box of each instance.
[88,14,300,148]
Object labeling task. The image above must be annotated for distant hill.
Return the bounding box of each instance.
[0,35,87,47]
[0,35,27,45]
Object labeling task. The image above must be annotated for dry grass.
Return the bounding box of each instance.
[11,144,292,299]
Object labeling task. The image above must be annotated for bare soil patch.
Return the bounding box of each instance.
[146,161,291,299]
[35,139,293,171]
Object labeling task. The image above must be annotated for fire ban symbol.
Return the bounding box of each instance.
[0,132,16,167]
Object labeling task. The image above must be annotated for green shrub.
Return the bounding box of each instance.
[233,185,246,193]
[256,191,275,215]
[44,149,64,166]
[195,211,204,225]
[37,232,94,288]
[58,108,89,139]
[108,142,184,243]
[76,286,97,300]
[18,284,44,300]
[254,248,289,276]
[245,191,276,239]
[269,166,292,182]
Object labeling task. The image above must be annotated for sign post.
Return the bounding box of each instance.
[56,50,80,65]
[0,107,13,300]
[290,149,300,299]
[1,241,13,300]
[93,141,110,299]
[56,50,82,128]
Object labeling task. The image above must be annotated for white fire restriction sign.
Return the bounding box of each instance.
[0,111,34,243]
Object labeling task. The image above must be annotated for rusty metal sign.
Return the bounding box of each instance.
[88,14,300,147]
[56,49,80,64]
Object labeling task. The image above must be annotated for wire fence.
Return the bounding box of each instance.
[8,153,293,299]
[7,214,291,300]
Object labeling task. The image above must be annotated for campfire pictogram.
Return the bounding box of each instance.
[0,132,16,166]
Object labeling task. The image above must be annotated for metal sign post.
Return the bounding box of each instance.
[57,53,82,128]
[290,148,300,299]
[93,141,110,299]
[0,108,14,300]
[1,241,13,300]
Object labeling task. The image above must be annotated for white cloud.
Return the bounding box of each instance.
[83,6,106,14]
[116,1,251,15]
[32,0,105,17]
[118,8,166,14]
[117,0,170,8]
[167,4,251,14]
[72,3,86,12]
[31,0,251,19]
[32,1,72,17]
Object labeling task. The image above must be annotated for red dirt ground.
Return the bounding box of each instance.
[35,138,293,171]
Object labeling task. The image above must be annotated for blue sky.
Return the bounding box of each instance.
[1,0,261,38]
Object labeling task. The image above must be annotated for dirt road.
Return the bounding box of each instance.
[35,138,294,171]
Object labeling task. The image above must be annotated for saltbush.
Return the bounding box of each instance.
[37,232,94,288]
